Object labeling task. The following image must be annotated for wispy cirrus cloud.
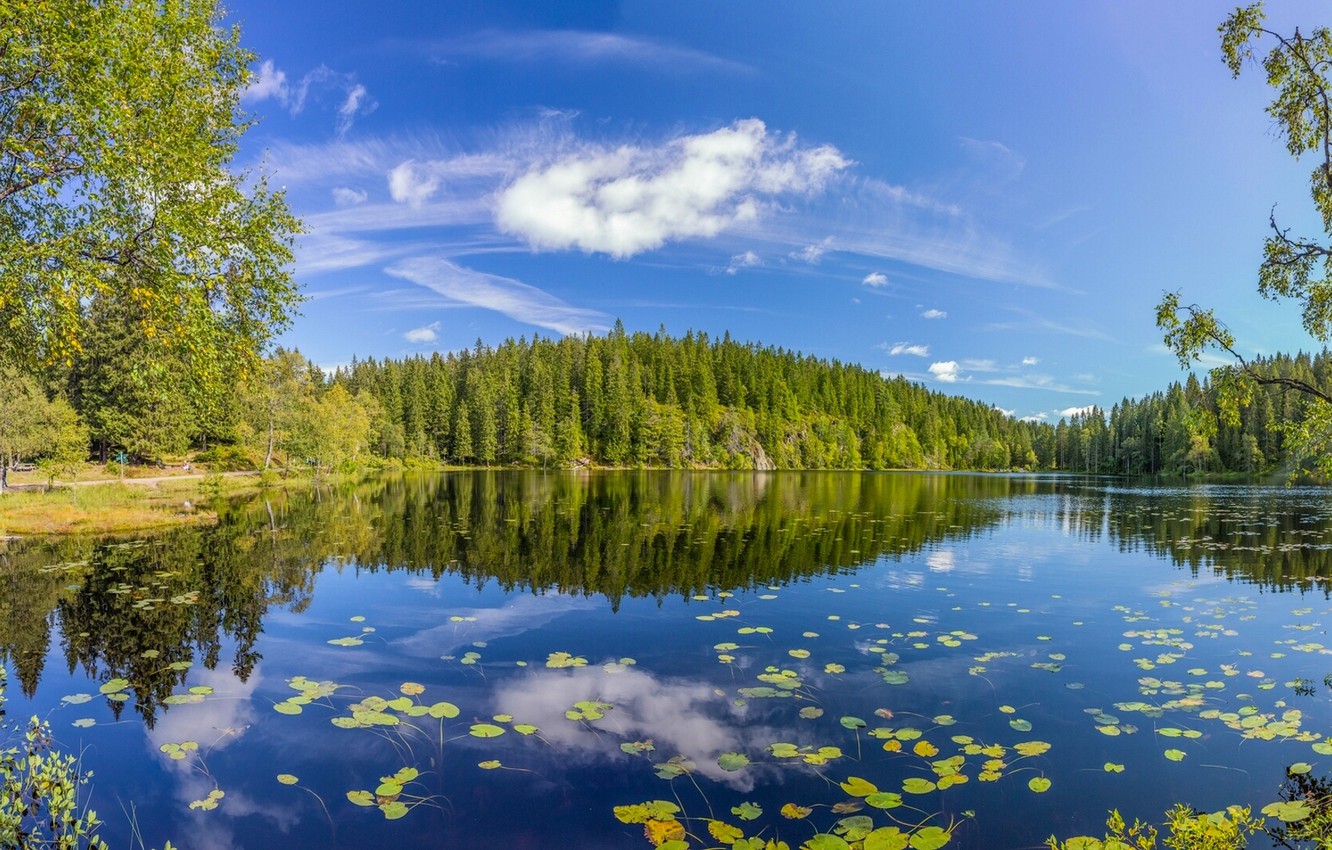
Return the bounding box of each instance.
[243,60,377,136]
[986,309,1115,341]
[385,257,609,335]
[984,375,1100,395]
[431,29,752,75]
[725,250,761,275]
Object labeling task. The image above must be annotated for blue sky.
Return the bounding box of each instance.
[226,0,1326,423]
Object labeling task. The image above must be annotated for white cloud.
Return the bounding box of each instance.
[405,321,440,344]
[960,358,997,372]
[495,118,850,258]
[243,60,289,104]
[993,406,1014,417]
[922,309,947,319]
[725,250,761,275]
[791,236,835,264]
[1022,356,1039,366]
[336,83,377,136]
[433,30,751,75]
[887,342,929,357]
[388,159,442,207]
[983,375,1100,395]
[862,272,888,287]
[958,137,1026,182]
[331,186,368,207]
[1060,405,1098,419]
[242,61,374,135]
[929,361,961,383]
[385,257,609,335]
[1020,412,1050,422]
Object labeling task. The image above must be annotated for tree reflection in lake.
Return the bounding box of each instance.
[2,472,1332,849]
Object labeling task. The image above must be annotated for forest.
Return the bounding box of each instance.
[5,320,1332,479]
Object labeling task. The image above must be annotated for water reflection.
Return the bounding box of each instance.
[2,472,1331,722]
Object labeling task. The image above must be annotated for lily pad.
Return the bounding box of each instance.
[717,752,750,771]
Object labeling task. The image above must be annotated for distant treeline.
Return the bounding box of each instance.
[8,321,1332,476]
[332,322,1043,471]
[1055,351,1332,475]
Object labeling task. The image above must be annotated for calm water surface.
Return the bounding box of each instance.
[5,471,1332,849]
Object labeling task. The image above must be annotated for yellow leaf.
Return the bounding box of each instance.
[708,819,745,844]
[912,740,939,757]
[645,819,685,846]
[781,803,813,819]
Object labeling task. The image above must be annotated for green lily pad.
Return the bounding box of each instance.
[864,827,910,850]
[717,752,750,771]
[1262,800,1312,822]
[346,790,374,807]
[908,826,952,850]
[469,723,505,738]
[901,778,936,795]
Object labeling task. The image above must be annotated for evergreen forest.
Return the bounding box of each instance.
[12,321,1332,478]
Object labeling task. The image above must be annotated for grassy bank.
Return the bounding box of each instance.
[0,480,215,535]
[0,465,299,536]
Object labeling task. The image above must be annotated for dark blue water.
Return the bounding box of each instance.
[4,472,1332,849]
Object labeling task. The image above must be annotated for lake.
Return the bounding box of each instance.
[4,471,1332,849]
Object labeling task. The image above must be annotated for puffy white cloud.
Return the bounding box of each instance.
[993,406,1015,417]
[386,257,609,335]
[1022,356,1039,366]
[887,342,929,357]
[922,308,947,319]
[929,361,961,383]
[331,186,368,207]
[1020,412,1050,422]
[404,321,440,344]
[1060,405,1098,418]
[495,118,849,258]
[862,272,888,287]
[388,159,442,207]
[243,59,289,104]
[725,250,761,275]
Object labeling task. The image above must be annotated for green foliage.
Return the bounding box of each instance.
[1265,764,1332,848]
[0,367,88,485]
[1046,804,1261,850]
[0,0,300,368]
[1158,3,1332,461]
[0,669,109,849]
